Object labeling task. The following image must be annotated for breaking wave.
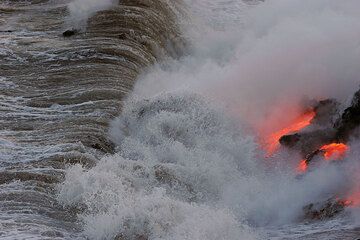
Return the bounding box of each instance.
[2,0,360,239]
[57,93,258,239]
[57,0,360,239]
[57,93,358,239]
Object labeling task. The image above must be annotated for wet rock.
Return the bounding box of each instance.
[90,138,115,154]
[62,29,78,37]
[303,198,346,220]
[335,88,360,142]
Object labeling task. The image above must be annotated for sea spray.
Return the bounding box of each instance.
[58,93,258,240]
[56,0,360,239]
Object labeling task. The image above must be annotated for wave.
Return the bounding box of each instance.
[0,0,185,238]
[58,93,257,240]
[57,0,360,239]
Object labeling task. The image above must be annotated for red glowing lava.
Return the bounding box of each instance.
[347,193,360,207]
[320,143,349,160]
[296,142,349,173]
[265,110,316,156]
[338,199,353,207]
[297,159,308,173]
[338,192,360,208]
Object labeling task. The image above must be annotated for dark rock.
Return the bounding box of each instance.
[279,129,336,157]
[118,33,127,40]
[304,149,321,164]
[90,139,115,154]
[303,198,346,220]
[278,98,341,158]
[312,99,340,126]
[279,133,301,148]
[62,29,78,37]
[335,88,360,142]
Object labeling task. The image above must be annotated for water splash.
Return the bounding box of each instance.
[58,93,258,240]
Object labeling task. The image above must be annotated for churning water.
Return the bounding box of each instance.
[1,0,360,239]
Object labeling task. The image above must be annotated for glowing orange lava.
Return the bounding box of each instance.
[338,199,353,207]
[338,192,360,208]
[296,142,349,173]
[265,111,316,156]
[320,143,349,160]
[297,159,308,173]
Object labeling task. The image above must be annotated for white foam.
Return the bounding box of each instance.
[58,0,360,238]
[58,94,257,240]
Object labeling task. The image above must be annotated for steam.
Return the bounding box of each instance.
[67,0,118,28]
[134,0,360,132]
[58,94,258,240]
[57,0,360,239]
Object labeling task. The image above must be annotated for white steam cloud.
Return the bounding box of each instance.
[58,0,360,239]
[134,0,360,132]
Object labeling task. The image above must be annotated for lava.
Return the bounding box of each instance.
[338,199,353,207]
[320,143,349,160]
[340,192,360,207]
[265,110,316,156]
[296,142,349,174]
[297,159,308,173]
[345,192,360,207]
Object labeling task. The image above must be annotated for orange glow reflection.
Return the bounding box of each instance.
[339,192,360,208]
[297,159,308,173]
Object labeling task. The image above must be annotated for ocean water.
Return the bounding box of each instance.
[1,0,360,239]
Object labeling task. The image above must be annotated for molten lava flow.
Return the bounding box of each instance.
[297,159,308,173]
[296,142,349,173]
[347,192,360,207]
[320,143,349,160]
[265,110,316,156]
[338,199,353,207]
[338,192,360,208]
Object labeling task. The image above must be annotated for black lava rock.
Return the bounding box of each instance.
[303,198,346,220]
[279,133,301,148]
[312,98,339,125]
[62,29,78,37]
[335,88,360,142]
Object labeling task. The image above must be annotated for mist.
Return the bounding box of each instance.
[67,0,118,28]
[133,0,360,133]
[126,0,360,227]
[57,0,360,239]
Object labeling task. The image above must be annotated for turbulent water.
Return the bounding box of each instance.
[1,0,360,239]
